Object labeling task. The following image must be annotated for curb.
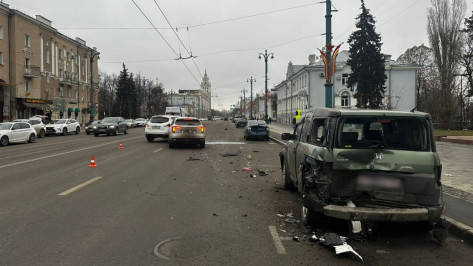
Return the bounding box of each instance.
[437,137,473,145]
[270,133,473,244]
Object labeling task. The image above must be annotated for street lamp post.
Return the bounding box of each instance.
[258,50,273,121]
[84,47,100,123]
[247,77,256,119]
[454,73,467,130]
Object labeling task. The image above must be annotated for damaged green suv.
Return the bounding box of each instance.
[279,108,444,227]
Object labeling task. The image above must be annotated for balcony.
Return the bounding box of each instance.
[24,65,41,78]
[59,71,77,86]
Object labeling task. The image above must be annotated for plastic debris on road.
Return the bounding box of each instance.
[309,235,318,242]
[319,232,363,262]
[333,243,363,262]
[242,167,252,171]
[292,236,300,242]
[258,169,268,176]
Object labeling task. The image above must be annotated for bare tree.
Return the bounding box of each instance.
[427,0,466,123]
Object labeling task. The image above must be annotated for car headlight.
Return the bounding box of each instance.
[110,126,115,129]
[93,126,97,129]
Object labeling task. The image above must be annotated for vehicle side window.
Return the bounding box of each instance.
[12,123,21,130]
[300,117,311,143]
[310,119,327,146]
[20,123,30,129]
[293,119,304,141]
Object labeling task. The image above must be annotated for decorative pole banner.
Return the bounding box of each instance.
[318,49,330,82]
[331,43,343,75]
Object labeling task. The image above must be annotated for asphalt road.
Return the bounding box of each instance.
[0,120,472,265]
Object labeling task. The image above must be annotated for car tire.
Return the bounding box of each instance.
[114,128,119,136]
[62,128,68,136]
[169,141,174,149]
[301,201,322,227]
[94,133,99,137]
[146,136,154,142]
[75,127,80,134]
[28,133,36,143]
[281,160,294,190]
[124,127,128,134]
[0,136,9,146]
[200,142,205,149]
[39,129,45,138]
[86,131,90,135]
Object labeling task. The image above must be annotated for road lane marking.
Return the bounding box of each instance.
[153,148,164,153]
[0,136,143,169]
[269,226,287,254]
[58,176,103,196]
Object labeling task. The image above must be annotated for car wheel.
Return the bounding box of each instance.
[200,142,205,149]
[0,136,9,146]
[39,129,45,138]
[301,201,322,227]
[86,131,90,135]
[124,127,128,134]
[146,136,154,142]
[94,133,99,137]
[281,160,294,190]
[62,128,68,136]
[75,127,80,134]
[114,128,119,136]
[28,133,36,143]
[169,141,174,149]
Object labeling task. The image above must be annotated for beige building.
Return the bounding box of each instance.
[0,2,99,124]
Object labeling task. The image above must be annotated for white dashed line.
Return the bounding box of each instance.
[268,226,287,254]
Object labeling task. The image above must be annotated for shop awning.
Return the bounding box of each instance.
[23,103,50,109]
[67,107,73,113]
[74,107,80,113]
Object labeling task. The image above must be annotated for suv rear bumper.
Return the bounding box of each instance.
[323,204,444,222]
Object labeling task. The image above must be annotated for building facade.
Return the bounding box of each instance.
[165,70,212,118]
[275,50,420,123]
[0,3,99,124]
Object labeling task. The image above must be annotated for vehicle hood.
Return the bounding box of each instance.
[98,122,118,126]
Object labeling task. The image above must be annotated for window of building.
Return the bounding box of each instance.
[342,73,349,86]
[25,35,31,47]
[68,88,71,98]
[341,91,350,107]
[59,87,64,97]
[46,72,50,83]
[67,52,70,61]
[46,50,50,64]
[0,52,3,65]
[0,26,3,39]
[25,79,31,92]
[75,89,78,98]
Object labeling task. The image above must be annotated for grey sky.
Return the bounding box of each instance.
[4,0,473,111]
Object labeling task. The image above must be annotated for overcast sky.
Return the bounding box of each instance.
[4,0,473,111]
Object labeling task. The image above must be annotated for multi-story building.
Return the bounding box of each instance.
[275,50,420,123]
[165,70,212,118]
[0,2,99,124]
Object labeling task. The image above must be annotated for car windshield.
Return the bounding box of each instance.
[101,117,118,123]
[336,116,431,151]
[150,117,170,123]
[54,120,67,124]
[0,124,12,130]
[175,119,201,125]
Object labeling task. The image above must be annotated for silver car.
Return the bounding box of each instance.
[0,122,37,146]
[168,117,205,148]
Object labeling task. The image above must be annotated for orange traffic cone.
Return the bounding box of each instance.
[118,142,124,149]
[89,156,97,168]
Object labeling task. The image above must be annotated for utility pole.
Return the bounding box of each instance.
[324,0,333,108]
[247,77,256,119]
[85,47,100,123]
[259,50,274,121]
[241,89,247,117]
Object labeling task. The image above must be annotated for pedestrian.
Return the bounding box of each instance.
[268,117,272,124]
[292,110,301,128]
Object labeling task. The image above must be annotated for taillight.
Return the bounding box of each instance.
[196,126,205,133]
[172,125,181,133]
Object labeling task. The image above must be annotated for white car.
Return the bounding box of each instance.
[0,122,37,146]
[135,118,147,127]
[145,115,176,142]
[45,119,81,136]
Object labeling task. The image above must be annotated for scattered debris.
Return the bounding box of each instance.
[213,213,218,216]
[258,169,268,176]
[444,173,452,177]
[232,171,238,173]
[284,217,299,224]
[280,229,287,233]
[250,174,256,178]
[292,236,300,242]
[242,214,248,217]
[242,167,252,171]
[253,150,260,152]
[221,153,238,157]
[376,250,389,254]
[333,243,363,262]
[187,157,201,161]
[277,214,285,218]
[319,233,363,262]
[309,235,318,242]
[321,233,344,246]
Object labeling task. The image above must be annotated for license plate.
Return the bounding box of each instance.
[153,126,160,129]
[357,176,401,189]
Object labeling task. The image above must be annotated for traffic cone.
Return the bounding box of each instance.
[89,156,97,168]
[118,142,124,149]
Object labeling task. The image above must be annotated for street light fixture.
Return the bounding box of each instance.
[84,47,100,123]
[259,50,273,121]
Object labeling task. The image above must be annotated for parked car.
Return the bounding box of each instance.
[45,119,81,136]
[124,119,136,128]
[85,120,100,135]
[168,117,205,148]
[145,115,175,142]
[93,117,128,136]
[279,107,444,229]
[0,122,37,146]
[27,119,46,138]
[135,118,146,127]
[235,118,247,128]
[244,120,269,140]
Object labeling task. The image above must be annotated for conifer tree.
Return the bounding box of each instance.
[346,0,386,109]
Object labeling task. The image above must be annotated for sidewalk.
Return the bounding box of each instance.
[268,122,473,241]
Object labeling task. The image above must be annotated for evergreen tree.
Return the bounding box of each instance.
[116,64,131,117]
[346,0,386,109]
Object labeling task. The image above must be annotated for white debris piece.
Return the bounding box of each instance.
[334,243,363,262]
[347,201,363,234]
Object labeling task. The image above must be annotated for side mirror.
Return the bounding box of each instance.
[281,133,293,140]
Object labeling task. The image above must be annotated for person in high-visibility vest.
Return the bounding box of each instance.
[292,109,301,128]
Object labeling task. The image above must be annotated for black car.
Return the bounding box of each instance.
[244,120,269,140]
[235,118,247,128]
[93,117,128,136]
[85,120,100,135]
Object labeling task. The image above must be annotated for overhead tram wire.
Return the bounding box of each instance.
[131,0,200,84]
[153,0,203,78]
